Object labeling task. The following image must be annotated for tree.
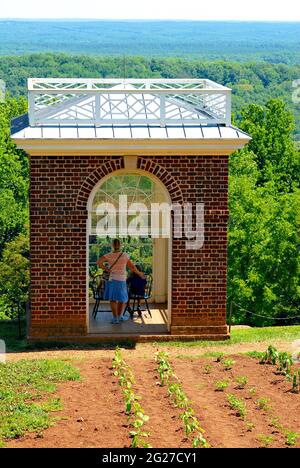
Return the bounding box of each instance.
[239,100,299,192]
[0,233,30,320]
[0,95,28,254]
[228,100,300,325]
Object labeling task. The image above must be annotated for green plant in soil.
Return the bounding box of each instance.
[291,371,300,394]
[268,412,299,447]
[155,351,210,448]
[269,417,283,431]
[227,394,247,420]
[129,403,150,448]
[222,359,235,370]
[203,363,212,374]
[113,348,151,448]
[213,352,224,362]
[168,383,189,409]
[284,431,299,447]
[246,421,255,432]
[235,376,248,389]
[215,380,229,392]
[260,345,279,365]
[256,397,271,412]
[248,387,257,397]
[154,351,174,386]
[277,352,293,376]
[257,434,274,447]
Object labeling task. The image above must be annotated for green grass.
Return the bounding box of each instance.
[0,359,80,444]
[154,326,300,348]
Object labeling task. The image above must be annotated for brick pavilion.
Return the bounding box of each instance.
[11,78,250,341]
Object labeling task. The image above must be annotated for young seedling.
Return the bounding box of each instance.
[260,345,279,365]
[277,352,293,377]
[291,371,300,394]
[284,431,299,447]
[215,380,229,392]
[203,363,212,374]
[168,383,189,409]
[235,376,248,390]
[245,421,255,432]
[214,352,224,363]
[180,408,210,448]
[257,434,274,448]
[269,416,283,431]
[222,359,235,371]
[256,397,271,412]
[248,387,257,398]
[227,394,247,420]
[154,351,174,386]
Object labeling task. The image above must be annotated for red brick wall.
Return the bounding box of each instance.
[29,154,228,339]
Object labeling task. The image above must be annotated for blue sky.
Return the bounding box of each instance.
[1,0,300,21]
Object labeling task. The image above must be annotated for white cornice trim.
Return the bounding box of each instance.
[12,137,251,157]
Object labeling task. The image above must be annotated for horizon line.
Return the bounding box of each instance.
[1,18,300,23]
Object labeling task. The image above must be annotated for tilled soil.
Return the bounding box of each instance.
[4,355,300,448]
[171,355,300,448]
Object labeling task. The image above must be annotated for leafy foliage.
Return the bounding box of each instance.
[229,100,300,325]
[0,233,29,319]
[1,53,300,138]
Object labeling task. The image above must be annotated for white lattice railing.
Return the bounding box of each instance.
[28,78,232,127]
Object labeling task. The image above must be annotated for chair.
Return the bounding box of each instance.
[125,274,153,318]
[90,274,106,319]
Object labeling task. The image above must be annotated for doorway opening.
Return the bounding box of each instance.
[86,171,171,335]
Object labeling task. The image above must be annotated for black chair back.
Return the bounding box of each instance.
[91,275,106,300]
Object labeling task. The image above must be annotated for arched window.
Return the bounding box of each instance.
[88,172,169,275]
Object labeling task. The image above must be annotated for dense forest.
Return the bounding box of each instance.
[1,54,299,139]
[0,21,299,65]
[0,53,299,325]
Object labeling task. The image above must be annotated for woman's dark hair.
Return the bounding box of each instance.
[112,238,121,251]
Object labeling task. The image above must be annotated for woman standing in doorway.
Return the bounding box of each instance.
[97,239,145,324]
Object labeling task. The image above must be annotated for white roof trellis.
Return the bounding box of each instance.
[28,78,232,127]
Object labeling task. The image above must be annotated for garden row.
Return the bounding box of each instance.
[112,346,300,448]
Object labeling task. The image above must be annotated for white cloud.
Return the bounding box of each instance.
[1,0,300,21]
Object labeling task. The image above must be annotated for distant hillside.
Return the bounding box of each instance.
[0,20,299,64]
[1,53,299,139]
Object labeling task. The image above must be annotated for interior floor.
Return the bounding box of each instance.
[88,302,168,335]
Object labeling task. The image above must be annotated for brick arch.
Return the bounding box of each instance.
[75,156,184,210]
[76,157,124,210]
[137,158,183,204]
